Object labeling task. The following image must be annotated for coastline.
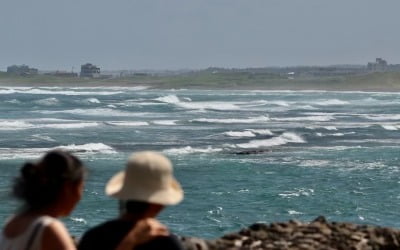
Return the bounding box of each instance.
[1,71,400,92]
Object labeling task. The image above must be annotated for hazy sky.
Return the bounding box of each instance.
[1,0,399,71]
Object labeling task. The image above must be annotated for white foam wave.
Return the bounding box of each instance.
[33,97,59,106]
[313,99,349,106]
[192,116,270,124]
[279,188,314,198]
[243,100,289,107]
[105,121,149,126]
[271,115,334,122]
[164,146,222,155]
[236,132,305,149]
[0,143,116,160]
[299,160,330,167]
[70,217,87,224]
[179,101,241,111]
[152,120,178,125]
[5,99,21,104]
[295,105,318,110]
[225,131,256,137]
[35,108,136,117]
[0,120,34,130]
[31,134,56,142]
[324,126,337,131]
[363,114,400,121]
[54,143,116,154]
[0,88,123,96]
[0,148,47,160]
[247,129,274,135]
[86,98,101,104]
[381,125,399,130]
[155,95,180,104]
[41,122,99,129]
[155,94,242,111]
[288,210,304,215]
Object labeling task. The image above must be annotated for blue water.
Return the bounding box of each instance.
[0,86,399,239]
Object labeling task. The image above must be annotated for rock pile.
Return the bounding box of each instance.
[180,216,400,250]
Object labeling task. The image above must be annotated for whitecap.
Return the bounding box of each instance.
[0,120,34,130]
[155,95,243,111]
[246,129,274,135]
[152,120,178,125]
[324,126,337,131]
[54,143,116,154]
[155,95,181,104]
[86,98,101,104]
[224,131,256,137]
[236,132,305,149]
[40,122,99,129]
[0,144,115,160]
[5,99,21,104]
[34,97,59,106]
[31,134,56,142]
[105,121,149,126]
[164,146,222,155]
[192,116,270,124]
[19,88,123,96]
[299,160,330,167]
[271,115,334,122]
[288,210,303,215]
[279,188,314,198]
[70,217,87,224]
[35,108,136,117]
[363,114,400,121]
[381,125,398,130]
[313,99,349,106]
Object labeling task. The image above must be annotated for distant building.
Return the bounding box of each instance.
[80,63,100,78]
[367,58,388,72]
[7,65,38,75]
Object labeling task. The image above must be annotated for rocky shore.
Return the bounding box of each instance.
[180,216,400,250]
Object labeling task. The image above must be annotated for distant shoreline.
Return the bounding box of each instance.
[1,71,400,92]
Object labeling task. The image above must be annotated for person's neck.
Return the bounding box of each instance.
[119,213,150,222]
[25,205,63,218]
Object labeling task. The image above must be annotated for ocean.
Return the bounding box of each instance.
[0,86,399,239]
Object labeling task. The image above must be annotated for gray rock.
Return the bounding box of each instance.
[180,216,400,250]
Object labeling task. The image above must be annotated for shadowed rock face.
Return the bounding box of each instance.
[179,216,400,250]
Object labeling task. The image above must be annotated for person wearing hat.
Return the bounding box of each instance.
[78,151,184,250]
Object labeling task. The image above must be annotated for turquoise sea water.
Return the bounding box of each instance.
[0,86,399,239]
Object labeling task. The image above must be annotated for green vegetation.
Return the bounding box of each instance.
[1,70,400,91]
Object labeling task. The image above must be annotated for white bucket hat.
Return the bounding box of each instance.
[105,151,183,205]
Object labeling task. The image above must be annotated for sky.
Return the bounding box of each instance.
[1,0,399,71]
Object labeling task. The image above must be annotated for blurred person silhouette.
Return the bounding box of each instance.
[0,150,166,250]
[78,151,184,250]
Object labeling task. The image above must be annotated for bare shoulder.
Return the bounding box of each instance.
[41,220,76,250]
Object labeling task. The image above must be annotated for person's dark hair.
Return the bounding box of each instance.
[119,200,150,215]
[12,150,85,211]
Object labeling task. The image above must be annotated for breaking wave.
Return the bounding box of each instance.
[191,116,270,124]
[54,143,116,154]
[0,143,116,160]
[236,132,305,149]
[105,121,149,126]
[0,120,34,130]
[164,146,223,155]
[152,120,178,125]
[34,97,60,106]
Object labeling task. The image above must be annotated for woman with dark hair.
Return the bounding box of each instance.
[0,150,166,250]
[0,150,86,249]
